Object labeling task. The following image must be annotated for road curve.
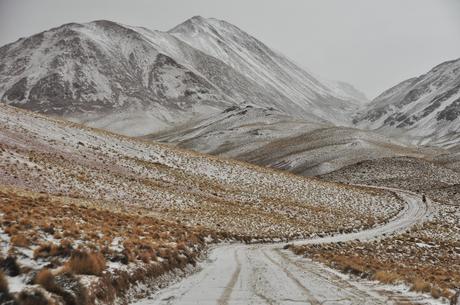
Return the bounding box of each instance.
[291,188,431,245]
[133,189,434,305]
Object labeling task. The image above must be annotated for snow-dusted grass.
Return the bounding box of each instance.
[0,104,404,239]
[290,211,460,301]
[0,104,410,304]
[0,187,215,305]
[296,156,460,302]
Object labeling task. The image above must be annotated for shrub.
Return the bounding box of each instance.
[430,286,442,299]
[373,270,401,284]
[11,234,30,247]
[33,243,59,259]
[0,256,20,276]
[67,250,106,276]
[34,269,56,291]
[411,278,431,293]
[16,288,51,305]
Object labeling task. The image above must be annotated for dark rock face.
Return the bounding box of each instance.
[437,98,460,121]
[3,77,27,101]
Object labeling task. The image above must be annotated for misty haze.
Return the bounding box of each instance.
[0,1,459,305]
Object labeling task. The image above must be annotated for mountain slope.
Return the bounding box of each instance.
[354,58,460,144]
[0,17,367,137]
[148,104,432,176]
[0,20,238,136]
[169,16,365,124]
[0,103,403,238]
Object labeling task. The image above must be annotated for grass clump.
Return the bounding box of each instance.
[373,270,401,284]
[34,269,56,291]
[10,234,30,247]
[67,250,106,276]
[16,288,51,305]
[410,278,431,293]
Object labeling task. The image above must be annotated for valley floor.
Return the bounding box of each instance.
[133,188,445,305]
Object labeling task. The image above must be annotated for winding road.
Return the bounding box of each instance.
[134,189,434,305]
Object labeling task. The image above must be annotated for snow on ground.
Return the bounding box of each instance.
[0,104,405,238]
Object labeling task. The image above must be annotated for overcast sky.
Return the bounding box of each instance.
[1,0,459,99]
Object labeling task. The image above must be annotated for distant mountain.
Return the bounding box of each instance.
[354,58,460,145]
[0,17,366,136]
[0,20,236,136]
[148,104,429,176]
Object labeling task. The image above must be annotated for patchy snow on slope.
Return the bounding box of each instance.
[355,58,460,148]
[0,16,369,136]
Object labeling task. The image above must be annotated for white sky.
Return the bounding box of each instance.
[1,0,459,99]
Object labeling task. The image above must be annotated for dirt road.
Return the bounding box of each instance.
[134,189,437,305]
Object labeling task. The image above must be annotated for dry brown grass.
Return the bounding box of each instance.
[430,286,442,299]
[67,250,106,276]
[34,268,88,305]
[0,188,218,304]
[16,288,52,305]
[34,269,56,291]
[10,234,30,248]
[373,270,401,284]
[410,278,431,293]
[33,242,70,259]
[291,237,458,300]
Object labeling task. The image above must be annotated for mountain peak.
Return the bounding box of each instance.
[189,15,207,22]
[169,15,210,32]
[168,15,238,35]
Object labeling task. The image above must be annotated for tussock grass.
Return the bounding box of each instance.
[373,271,400,284]
[291,237,458,300]
[34,269,56,291]
[16,288,51,305]
[10,234,30,248]
[67,250,106,276]
[0,188,215,304]
[410,278,431,293]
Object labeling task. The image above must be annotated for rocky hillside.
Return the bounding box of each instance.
[354,58,460,145]
[0,17,366,136]
[149,104,433,176]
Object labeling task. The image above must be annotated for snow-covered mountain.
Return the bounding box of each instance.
[0,17,366,136]
[169,16,366,123]
[0,20,237,136]
[354,58,460,145]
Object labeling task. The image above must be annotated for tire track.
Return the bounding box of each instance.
[134,187,433,305]
[246,249,278,305]
[261,249,322,305]
[217,249,242,305]
[273,248,382,303]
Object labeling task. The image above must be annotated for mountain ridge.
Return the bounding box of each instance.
[0,17,368,136]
